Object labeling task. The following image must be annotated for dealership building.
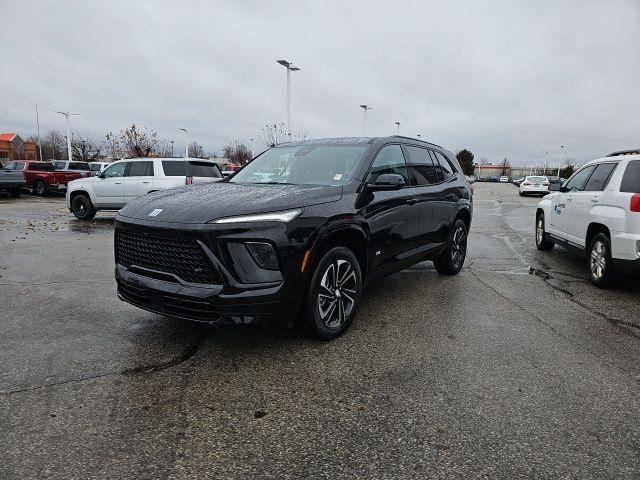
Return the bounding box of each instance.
[0,133,38,161]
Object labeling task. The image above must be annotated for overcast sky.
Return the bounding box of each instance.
[3,0,639,165]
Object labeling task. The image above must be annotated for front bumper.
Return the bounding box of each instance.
[114,218,311,325]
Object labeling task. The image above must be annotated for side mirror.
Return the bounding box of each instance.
[368,173,406,191]
[96,171,105,179]
[548,183,562,192]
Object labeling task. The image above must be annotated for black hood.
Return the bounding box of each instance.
[118,182,343,224]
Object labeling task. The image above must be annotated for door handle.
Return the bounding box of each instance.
[566,196,573,201]
[114,182,122,185]
[406,198,419,205]
[142,181,151,184]
[590,197,600,203]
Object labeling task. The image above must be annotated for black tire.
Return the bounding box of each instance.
[71,194,96,220]
[519,191,524,196]
[304,246,362,340]
[34,180,47,197]
[433,219,468,275]
[588,233,614,288]
[535,212,555,251]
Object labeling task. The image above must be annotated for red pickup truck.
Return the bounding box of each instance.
[1,160,85,196]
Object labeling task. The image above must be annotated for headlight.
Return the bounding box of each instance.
[212,208,302,224]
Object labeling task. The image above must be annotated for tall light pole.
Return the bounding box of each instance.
[35,104,43,161]
[170,140,174,157]
[55,110,78,162]
[179,128,188,159]
[395,122,401,134]
[249,138,255,157]
[360,105,371,135]
[276,60,301,135]
[558,145,565,177]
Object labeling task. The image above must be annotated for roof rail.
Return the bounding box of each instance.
[391,135,443,148]
[607,148,640,157]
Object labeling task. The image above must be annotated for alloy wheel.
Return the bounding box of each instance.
[317,259,357,329]
[590,240,606,279]
[536,218,544,245]
[451,225,467,269]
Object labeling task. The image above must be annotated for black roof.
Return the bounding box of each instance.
[276,136,443,149]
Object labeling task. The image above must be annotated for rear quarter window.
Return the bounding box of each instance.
[620,160,640,193]
[162,160,221,177]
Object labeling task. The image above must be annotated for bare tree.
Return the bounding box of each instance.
[104,124,159,158]
[71,132,102,162]
[223,140,252,165]
[499,157,511,176]
[40,130,66,160]
[188,141,204,158]
[259,122,309,147]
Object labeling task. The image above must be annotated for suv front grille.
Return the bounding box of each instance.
[115,228,219,284]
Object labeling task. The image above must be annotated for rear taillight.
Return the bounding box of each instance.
[522,182,531,186]
[630,193,640,212]
[185,176,193,185]
[543,182,549,186]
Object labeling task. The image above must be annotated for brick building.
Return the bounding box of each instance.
[0,133,38,161]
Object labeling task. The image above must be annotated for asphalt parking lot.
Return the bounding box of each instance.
[1,183,639,479]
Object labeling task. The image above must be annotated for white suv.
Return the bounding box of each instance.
[66,158,223,220]
[535,154,640,287]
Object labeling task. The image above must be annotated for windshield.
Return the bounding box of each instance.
[230,145,366,185]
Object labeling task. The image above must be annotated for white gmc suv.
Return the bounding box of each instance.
[535,153,640,287]
[66,158,223,220]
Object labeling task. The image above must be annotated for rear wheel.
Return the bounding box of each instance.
[535,212,555,251]
[588,233,613,288]
[33,180,47,197]
[433,219,468,275]
[71,194,96,220]
[304,246,362,340]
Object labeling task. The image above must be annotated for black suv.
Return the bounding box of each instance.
[114,137,472,339]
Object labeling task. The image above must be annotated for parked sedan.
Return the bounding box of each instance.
[499,176,509,183]
[114,136,473,340]
[519,175,550,196]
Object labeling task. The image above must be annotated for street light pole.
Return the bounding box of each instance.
[359,105,371,135]
[179,128,188,159]
[276,60,301,135]
[170,140,174,157]
[395,122,401,134]
[249,138,255,157]
[558,145,565,177]
[35,104,43,161]
[55,110,78,162]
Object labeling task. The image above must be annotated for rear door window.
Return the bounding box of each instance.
[28,162,54,171]
[620,160,640,193]
[404,145,438,185]
[69,162,90,170]
[127,161,153,176]
[583,163,617,191]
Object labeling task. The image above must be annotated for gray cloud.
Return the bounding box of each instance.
[3,0,639,165]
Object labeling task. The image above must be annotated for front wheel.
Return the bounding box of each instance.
[71,194,96,220]
[588,233,614,288]
[535,212,555,251]
[304,247,362,340]
[433,219,468,275]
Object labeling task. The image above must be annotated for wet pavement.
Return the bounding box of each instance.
[1,185,639,479]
